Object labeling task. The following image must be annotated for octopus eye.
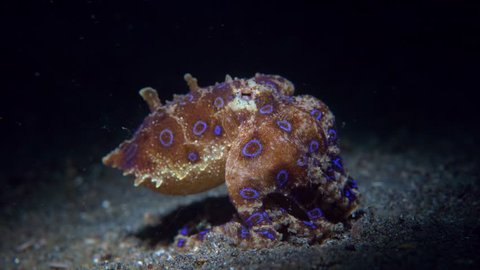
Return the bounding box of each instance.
[239,187,260,199]
[213,96,224,108]
[214,125,222,136]
[188,151,199,162]
[276,120,292,132]
[307,208,324,220]
[310,109,322,121]
[309,140,320,153]
[276,169,289,188]
[159,129,174,147]
[193,120,208,136]
[242,139,263,158]
[259,104,273,115]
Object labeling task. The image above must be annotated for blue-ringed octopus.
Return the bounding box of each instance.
[103,73,360,249]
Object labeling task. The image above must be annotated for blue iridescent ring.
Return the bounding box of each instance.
[188,151,199,162]
[348,178,358,189]
[254,228,276,240]
[264,81,277,90]
[197,229,210,241]
[242,139,263,158]
[159,129,174,147]
[344,186,355,201]
[193,120,207,136]
[328,129,337,140]
[180,226,188,236]
[276,120,292,132]
[310,109,322,121]
[239,225,249,239]
[259,104,273,115]
[244,211,271,227]
[307,208,324,220]
[214,97,224,108]
[276,169,289,188]
[332,157,343,170]
[297,156,307,167]
[309,140,319,153]
[239,187,260,200]
[177,238,186,248]
[214,125,222,136]
[245,212,263,227]
[302,220,317,229]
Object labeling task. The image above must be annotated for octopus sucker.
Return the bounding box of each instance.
[103,73,360,249]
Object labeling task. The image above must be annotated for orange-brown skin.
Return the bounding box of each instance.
[103,74,360,249]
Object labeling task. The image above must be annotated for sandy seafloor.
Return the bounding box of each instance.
[1,130,479,270]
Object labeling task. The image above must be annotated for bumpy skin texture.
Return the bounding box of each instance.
[103,74,359,249]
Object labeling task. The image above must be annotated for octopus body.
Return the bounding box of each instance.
[103,74,359,249]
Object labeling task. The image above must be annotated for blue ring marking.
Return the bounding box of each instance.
[177,238,186,248]
[307,208,324,220]
[254,228,276,240]
[242,139,263,158]
[297,156,307,167]
[239,187,260,200]
[188,151,199,162]
[303,220,317,229]
[245,212,263,227]
[310,109,323,121]
[239,225,249,239]
[186,93,193,102]
[245,211,270,227]
[259,104,273,115]
[348,178,358,189]
[264,81,278,91]
[262,211,272,223]
[276,120,292,132]
[159,129,174,147]
[344,187,355,201]
[309,140,319,153]
[276,169,289,188]
[325,168,335,181]
[193,120,207,136]
[332,157,343,170]
[214,96,224,108]
[214,125,222,136]
[180,226,188,236]
[328,129,337,140]
[197,229,210,241]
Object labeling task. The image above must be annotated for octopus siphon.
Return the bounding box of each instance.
[103,73,360,249]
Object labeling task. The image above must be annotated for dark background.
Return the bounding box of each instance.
[1,0,479,184]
